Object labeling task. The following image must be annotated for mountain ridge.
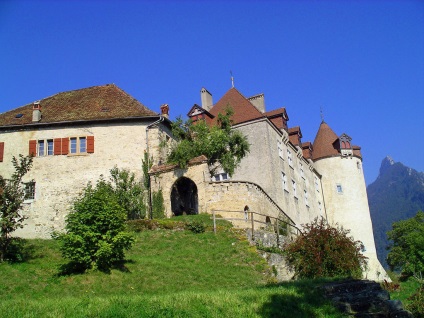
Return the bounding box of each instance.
[367,156,424,268]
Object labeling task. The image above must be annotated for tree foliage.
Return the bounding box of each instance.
[387,211,424,277]
[0,155,33,262]
[151,189,165,219]
[109,166,146,220]
[283,217,367,279]
[167,108,250,176]
[54,179,134,272]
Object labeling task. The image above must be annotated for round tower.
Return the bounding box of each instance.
[312,121,388,281]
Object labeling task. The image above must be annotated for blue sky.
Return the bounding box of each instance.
[1,0,423,184]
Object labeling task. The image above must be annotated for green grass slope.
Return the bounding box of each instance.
[0,215,344,318]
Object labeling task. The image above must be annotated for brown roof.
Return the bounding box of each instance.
[209,87,264,125]
[312,121,340,161]
[0,84,157,127]
[149,155,208,174]
[264,107,287,118]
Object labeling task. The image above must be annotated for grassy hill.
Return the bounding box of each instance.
[0,215,345,318]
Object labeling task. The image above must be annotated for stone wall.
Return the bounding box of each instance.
[232,119,326,227]
[0,120,169,238]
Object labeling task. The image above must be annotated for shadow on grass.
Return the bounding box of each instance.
[3,238,37,263]
[56,259,135,276]
[258,280,342,318]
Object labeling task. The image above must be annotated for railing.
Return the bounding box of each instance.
[211,209,301,244]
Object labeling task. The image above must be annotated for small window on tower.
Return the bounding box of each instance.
[336,184,343,194]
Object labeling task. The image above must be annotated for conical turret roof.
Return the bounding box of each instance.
[312,121,340,161]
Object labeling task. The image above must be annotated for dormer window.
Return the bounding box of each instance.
[339,133,353,157]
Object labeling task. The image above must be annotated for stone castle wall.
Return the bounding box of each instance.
[0,120,169,238]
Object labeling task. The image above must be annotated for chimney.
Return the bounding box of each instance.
[248,93,265,113]
[200,87,213,111]
[160,104,169,119]
[32,101,42,122]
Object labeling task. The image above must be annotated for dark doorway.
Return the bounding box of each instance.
[171,177,198,216]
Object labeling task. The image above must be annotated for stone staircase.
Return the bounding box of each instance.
[320,279,413,317]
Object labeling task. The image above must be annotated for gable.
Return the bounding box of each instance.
[208,88,264,125]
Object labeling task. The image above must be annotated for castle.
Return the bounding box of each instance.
[0,84,387,280]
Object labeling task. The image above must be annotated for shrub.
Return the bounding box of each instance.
[53,179,134,272]
[109,167,147,220]
[185,220,206,234]
[152,189,165,219]
[283,217,367,279]
[0,155,33,262]
[387,211,424,278]
[406,286,424,317]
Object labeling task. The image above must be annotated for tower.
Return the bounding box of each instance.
[312,121,388,281]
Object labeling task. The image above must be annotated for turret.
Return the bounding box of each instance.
[312,121,388,281]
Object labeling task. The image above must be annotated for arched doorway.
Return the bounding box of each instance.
[170,177,198,216]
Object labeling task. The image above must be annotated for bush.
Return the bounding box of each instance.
[53,179,134,272]
[152,189,165,219]
[109,167,147,220]
[406,286,424,317]
[185,220,206,234]
[283,217,367,279]
[387,211,424,278]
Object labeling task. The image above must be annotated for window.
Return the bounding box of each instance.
[314,176,320,192]
[213,173,229,181]
[336,184,343,194]
[37,140,45,156]
[287,149,293,167]
[292,180,297,197]
[36,139,54,156]
[47,139,53,155]
[30,136,93,156]
[299,162,304,179]
[278,141,284,159]
[70,137,88,154]
[304,189,309,206]
[318,201,322,212]
[24,182,35,200]
[282,172,288,191]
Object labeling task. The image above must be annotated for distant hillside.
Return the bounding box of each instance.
[367,156,424,268]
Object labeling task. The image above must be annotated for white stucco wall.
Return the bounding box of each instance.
[0,120,169,238]
[232,119,326,226]
[314,156,388,281]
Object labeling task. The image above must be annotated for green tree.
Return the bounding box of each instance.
[387,211,424,277]
[109,166,146,220]
[152,189,165,219]
[0,155,33,262]
[167,107,250,176]
[54,179,134,272]
[283,217,367,279]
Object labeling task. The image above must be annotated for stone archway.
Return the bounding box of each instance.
[170,177,198,216]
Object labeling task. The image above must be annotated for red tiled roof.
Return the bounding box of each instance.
[0,84,157,127]
[312,121,340,161]
[264,107,287,118]
[209,87,264,125]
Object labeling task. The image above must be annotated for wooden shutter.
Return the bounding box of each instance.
[29,140,37,156]
[0,142,4,162]
[87,136,94,153]
[54,138,62,155]
[61,138,69,155]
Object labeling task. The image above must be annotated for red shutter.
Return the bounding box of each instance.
[0,142,4,162]
[61,138,69,155]
[29,140,37,156]
[87,136,94,153]
[54,138,62,155]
